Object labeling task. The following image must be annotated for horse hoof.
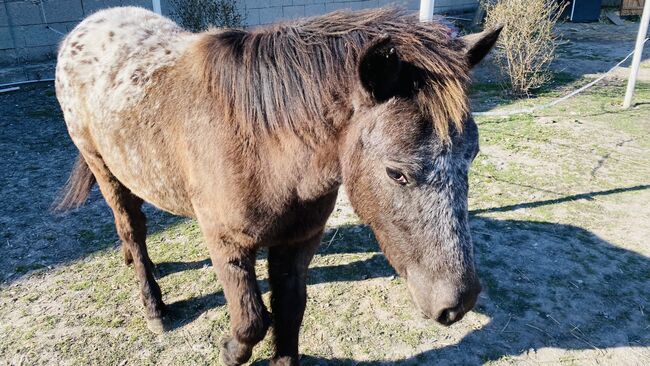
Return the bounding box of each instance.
[146,317,166,334]
[219,336,252,366]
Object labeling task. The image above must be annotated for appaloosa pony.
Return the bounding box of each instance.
[55,6,500,365]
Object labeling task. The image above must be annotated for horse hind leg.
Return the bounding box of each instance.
[123,239,134,265]
[80,150,166,333]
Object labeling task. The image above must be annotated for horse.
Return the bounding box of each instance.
[54,6,500,365]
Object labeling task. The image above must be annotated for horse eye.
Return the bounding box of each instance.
[386,167,408,185]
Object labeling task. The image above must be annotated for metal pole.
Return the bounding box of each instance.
[152,0,162,14]
[623,0,650,109]
[420,0,435,22]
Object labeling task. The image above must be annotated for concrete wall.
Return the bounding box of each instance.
[1,0,152,68]
[238,0,479,26]
[0,0,478,82]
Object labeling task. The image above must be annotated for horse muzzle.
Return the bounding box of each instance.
[406,267,481,326]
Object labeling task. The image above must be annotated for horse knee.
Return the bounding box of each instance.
[233,309,271,345]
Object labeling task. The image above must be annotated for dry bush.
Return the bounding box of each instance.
[483,0,567,96]
[169,0,244,32]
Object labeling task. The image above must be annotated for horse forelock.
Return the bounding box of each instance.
[189,7,471,141]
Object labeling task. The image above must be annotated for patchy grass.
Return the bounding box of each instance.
[2,46,650,366]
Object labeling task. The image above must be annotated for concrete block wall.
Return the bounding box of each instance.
[0,0,478,82]
[240,0,479,26]
[0,0,151,70]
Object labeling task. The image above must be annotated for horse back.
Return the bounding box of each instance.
[55,7,198,216]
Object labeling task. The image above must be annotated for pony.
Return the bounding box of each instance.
[54,6,500,365]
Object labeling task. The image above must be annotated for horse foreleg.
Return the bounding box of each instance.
[267,232,322,366]
[205,237,270,366]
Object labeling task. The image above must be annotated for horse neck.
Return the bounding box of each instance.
[259,108,350,203]
[290,82,360,199]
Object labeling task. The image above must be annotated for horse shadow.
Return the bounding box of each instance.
[299,217,650,364]
[0,82,189,284]
[162,195,650,364]
[164,288,227,330]
[5,91,648,363]
[314,217,650,364]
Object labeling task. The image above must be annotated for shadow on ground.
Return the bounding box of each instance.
[0,83,186,284]
[3,84,649,363]
[163,188,650,364]
[283,218,650,364]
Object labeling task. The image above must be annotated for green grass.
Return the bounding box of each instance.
[2,78,650,365]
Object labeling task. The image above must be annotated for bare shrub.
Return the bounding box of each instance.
[169,0,244,32]
[483,0,567,96]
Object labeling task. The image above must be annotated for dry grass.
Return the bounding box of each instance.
[2,24,650,365]
[2,78,650,366]
[483,0,567,96]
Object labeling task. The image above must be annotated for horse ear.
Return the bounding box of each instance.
[460,26,503,68]
[358,34,402,102]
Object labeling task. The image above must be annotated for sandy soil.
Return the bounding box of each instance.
[1,19,649,366]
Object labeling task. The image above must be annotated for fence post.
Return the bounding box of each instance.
[152,0,162,14]
[420,0,435,22]
[623,0,650,108]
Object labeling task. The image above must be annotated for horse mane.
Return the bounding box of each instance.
[189,7,471,141]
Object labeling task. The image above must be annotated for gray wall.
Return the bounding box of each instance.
[1,0,152,67]
[239,1,479,26]
[0,0,478,82]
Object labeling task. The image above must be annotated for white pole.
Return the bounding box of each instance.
[420,0,435,22]
[623,0,650,109]
[152,0,162,14]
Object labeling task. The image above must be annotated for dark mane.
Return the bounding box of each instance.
[190,7,471,140]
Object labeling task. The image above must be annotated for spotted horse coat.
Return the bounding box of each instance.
[54,6,501,366]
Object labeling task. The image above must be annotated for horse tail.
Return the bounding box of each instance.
[52,154,96,212]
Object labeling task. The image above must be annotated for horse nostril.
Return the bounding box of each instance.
[436,306,463,326]
[436,308,449,324]
[434,282,480,325]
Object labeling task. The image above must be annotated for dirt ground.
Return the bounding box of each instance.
[1,19,649,366]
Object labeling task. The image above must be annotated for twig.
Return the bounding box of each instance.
[500,315,512,333]
[324,227,339,249]
[569,330,604,355]
[568,323,604,355]
[525,323,554,338]
[182,329,208,363]
[546,314,561,326]
[514,268,534,284]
